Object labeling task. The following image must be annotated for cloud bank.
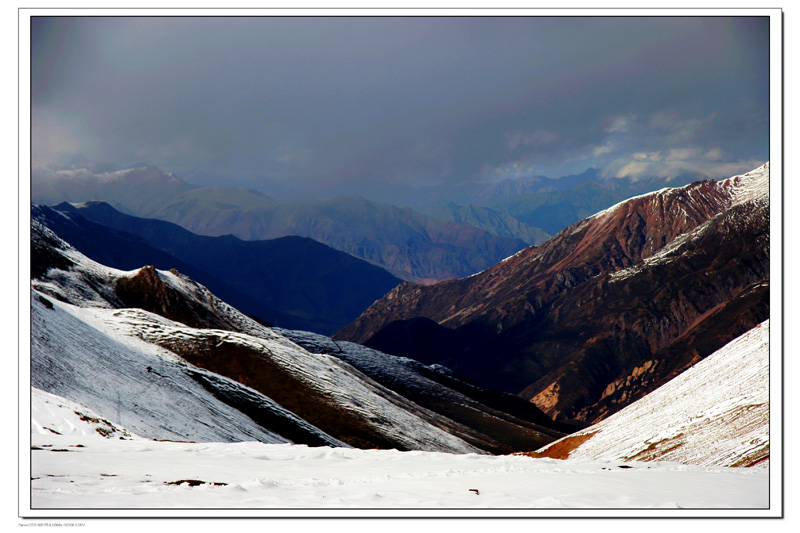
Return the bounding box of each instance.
[31,16,770,195]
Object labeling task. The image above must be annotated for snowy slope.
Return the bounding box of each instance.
[31,287,484,453]
[28,390,768,510]
[535,321,769,467]
[31,222,490,453]
[276,328,570,452]
[31,290,336,445]
[723,162,770,208]
[31,218,579,453]
[32,388,141,440]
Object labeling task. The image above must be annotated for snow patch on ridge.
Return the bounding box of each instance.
[608,225,699,283]
[720,162,769,207]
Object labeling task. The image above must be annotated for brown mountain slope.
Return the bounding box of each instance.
[334,164,770,423]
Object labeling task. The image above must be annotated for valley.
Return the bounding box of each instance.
[27,164,773,512]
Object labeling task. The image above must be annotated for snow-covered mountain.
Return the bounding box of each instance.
[336,164,770,423]
[534,321,769,468]
[30,221,569,453]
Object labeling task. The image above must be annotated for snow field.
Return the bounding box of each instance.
[30,428,768,510]
[29,388,768,510]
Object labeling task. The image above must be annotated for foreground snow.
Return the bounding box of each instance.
[29,389,767,511]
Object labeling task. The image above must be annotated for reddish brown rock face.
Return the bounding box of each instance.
[335,167,770,423]
[115,266,237,332]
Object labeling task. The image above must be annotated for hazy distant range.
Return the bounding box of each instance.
[31,164,702,284]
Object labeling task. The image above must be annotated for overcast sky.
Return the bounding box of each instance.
[31,16,770,196]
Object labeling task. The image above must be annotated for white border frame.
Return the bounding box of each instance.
[17,6,784,520]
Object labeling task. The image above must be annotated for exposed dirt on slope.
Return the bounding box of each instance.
[521,432,599,460]
[115,266,236,331]
[143,330,404,450]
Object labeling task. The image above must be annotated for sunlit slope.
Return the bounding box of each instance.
[535,321,769,468]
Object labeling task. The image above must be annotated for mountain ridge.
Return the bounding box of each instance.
[34,202,402,335]
[335,164,770,422]
[32,165,529,284]
[31,221,571,453]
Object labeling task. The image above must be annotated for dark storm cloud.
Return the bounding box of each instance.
[31,16,770,193]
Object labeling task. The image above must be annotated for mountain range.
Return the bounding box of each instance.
[32,201,402,335]
[28,162,771,471]
[31,166,529,284]
[434,203,551,246]
[322,167,705,236]
[31,220,572,453]
[335,163,770,424]
[31,164,703,283]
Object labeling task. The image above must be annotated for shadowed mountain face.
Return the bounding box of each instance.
[31,204,291,327]
[33,202,402,335]
[335,165,770,423]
